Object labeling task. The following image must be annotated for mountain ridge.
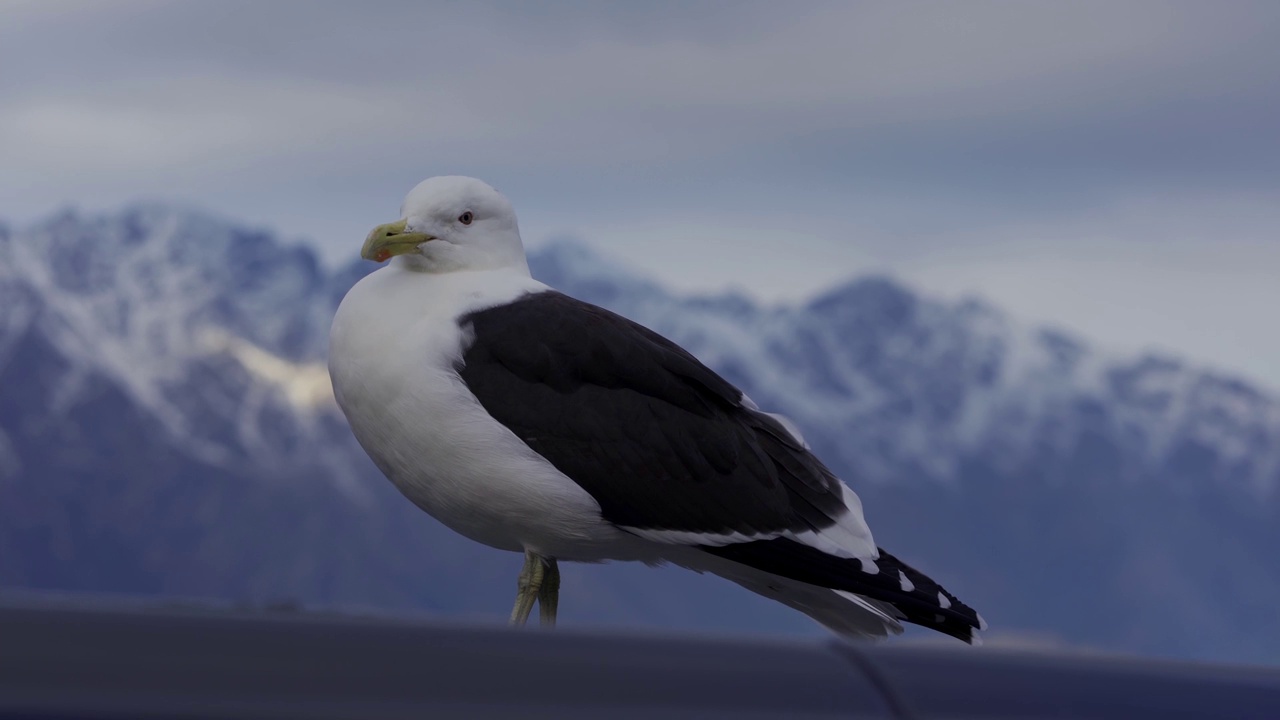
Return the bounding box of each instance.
[2,205,1278,664]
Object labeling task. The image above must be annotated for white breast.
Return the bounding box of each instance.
[328,264,633,558]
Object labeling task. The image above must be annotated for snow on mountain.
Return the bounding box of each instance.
[2,208,1279,664]
[0,205,362,482]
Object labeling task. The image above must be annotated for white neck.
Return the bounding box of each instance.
[396,239,531,276]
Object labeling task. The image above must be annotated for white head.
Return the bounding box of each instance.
[360,176,528,274]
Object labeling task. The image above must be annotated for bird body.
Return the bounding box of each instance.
[328,176,985,643]
[331,264,645,560]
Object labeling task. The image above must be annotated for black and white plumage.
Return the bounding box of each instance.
[329,176,986,643]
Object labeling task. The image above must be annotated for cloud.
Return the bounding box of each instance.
[5,1,1277,178]
[1,0,1278,384]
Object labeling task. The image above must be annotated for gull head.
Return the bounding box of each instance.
[361,176,527,273]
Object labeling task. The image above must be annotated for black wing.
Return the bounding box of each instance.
[456,290,985,642]
[455,290,847,537]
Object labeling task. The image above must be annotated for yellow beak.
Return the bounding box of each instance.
[361,219,434,262]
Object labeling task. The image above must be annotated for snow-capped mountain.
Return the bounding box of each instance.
[1,206,1277,665]
[0,206,351,477]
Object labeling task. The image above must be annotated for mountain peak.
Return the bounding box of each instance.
[528,236,664,304]
[807,275,917,319]
[0,205,348,473]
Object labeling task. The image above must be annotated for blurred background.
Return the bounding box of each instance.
[1,1,1278,665]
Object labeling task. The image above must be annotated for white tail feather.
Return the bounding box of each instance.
[672,549,904,641]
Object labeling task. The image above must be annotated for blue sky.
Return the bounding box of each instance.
[3,1,1279,384]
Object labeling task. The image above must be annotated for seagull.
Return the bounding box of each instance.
[328,176,986,643]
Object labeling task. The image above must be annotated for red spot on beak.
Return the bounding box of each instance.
[373,249,391,262]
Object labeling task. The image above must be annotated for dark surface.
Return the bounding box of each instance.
[0,600,887,720]
[856,645,1280,720]
[2,599,1279,720]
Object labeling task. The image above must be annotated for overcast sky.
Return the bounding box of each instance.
[3,1,1279,385]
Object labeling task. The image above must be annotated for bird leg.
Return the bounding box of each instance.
[509,550,543,626]
[538,557,560,628]
[509,550,560,628]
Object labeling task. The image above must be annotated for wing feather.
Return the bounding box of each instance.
[455,290,849,537]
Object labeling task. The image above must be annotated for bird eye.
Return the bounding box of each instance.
[458,211,474,225]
